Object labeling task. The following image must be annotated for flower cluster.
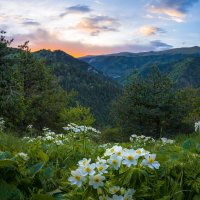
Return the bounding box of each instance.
[195,121,200,132]
[63,123,101,134]
[16,152,29,161]
[63,123,101,141]
[23,127,68,145]
[100,187,136,200]
[129,134,155,146]
[68,145,160,199]
[161,137,174,145]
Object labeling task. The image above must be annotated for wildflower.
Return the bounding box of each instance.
[161,137,174,144]
[112,195,124,200]
[16,152,29,161]
[27,124,33,129]
[122,150,139,167]
[99,195,109,200]
[55,140,63,145]
[68,169,85,187]
[124,194,133,200]
[135,148,146,156]
[96,163,109,174]
[89,174,105,189]
[125,188,136,196]
[142,154,160,169]
[78,158,91,167]
[109,186,120,194]
[107,154,122,170]
[195,121,200,132]
[81,163,96,176]
[97,156,107,164]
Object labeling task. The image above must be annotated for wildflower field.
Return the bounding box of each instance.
[0,121,200,200]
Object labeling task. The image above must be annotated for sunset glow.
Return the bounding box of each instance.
[1,0,200,57]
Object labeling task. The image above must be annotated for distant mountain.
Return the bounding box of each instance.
[80,47,200,87]
[34,50,122,126]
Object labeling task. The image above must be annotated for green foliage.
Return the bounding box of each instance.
[81,48,200,88]
[0,127,200,199]
[177,87,200,126]
[0,31,96,132]
[34,50,122,127]
[112,66,191,138]
[60,104,95,126]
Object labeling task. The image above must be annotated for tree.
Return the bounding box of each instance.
[112,66,186,139]
[0,31,96,133]
[60,104,95,126]
[0,31,26,129]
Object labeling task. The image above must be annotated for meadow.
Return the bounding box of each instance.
[0,121,200,200]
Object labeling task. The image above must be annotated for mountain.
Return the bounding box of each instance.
[34,50,122,126]
[80,47,200,87]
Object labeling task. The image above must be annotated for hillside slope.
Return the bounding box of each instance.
[80,47,200,87]
[34,50,122,126]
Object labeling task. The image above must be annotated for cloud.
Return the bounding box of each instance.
[148,0,199,22]
[60,4,92,17]
[9,29,173,57]
[140,26,165,36]
[149,40,173,50]
[22,20,40,26]
[75,15,120,36]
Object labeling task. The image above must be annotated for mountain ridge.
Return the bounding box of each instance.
[79,47,200,87]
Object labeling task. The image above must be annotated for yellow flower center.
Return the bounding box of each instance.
[117,152,122,156]
[75,175,81,181]
[94,177,100,183]
[127,155,134,161]
[136,150,141,154]
[83,161,87,165]
[148,158,154,164]
[112,160,117,164]
[99,166,104,171]
[85,167,91,172]
[111,149,115,153]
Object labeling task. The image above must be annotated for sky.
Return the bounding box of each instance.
[0,0,200,57]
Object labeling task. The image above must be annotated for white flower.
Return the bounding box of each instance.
[63,127,70,131]
[195,121,200,132]
[135,148,147,156]
[55,140,63,145]
[27,124,33,129]
[99,195,109,200]
[81,163,96,176]
[125,188,136,196]
[96,163,108,174]
[16,152,29,161]
[112,195,124,200]
[142,154,160,169]
[97,156,107,164]
[122,149,139,167]
[89,174,105,189]
[124,194,133,200]
[109,186,120,194]
[161,137,174,145]
[68,169,85,187]
[107,154,122,170]
[104,147,116,156]
[78,158,91,167]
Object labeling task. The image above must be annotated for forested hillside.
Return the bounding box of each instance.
[34,50,122,126]
[80,47,200,87]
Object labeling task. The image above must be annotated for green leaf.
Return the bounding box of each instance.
[182,139,194,151]
[38,150,49,163]
[29,162,45,176]
[0,159,17,168]
[32,194,55,200]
